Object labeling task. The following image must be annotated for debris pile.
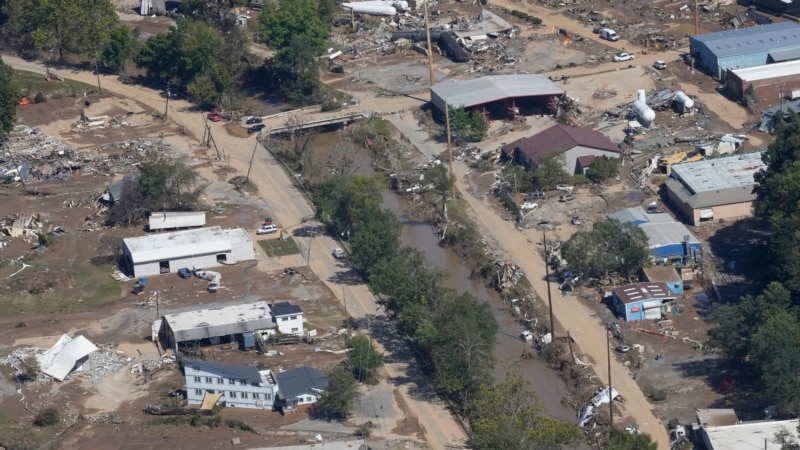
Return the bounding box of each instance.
[82,345,134,381]
[72,111,132,132]
[494,261,524,291]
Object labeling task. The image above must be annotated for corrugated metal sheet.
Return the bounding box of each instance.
[148,211,207,231]
[731,59,800,82]
[769,47,800,62]
[691,22,800,59]
[124,226,232,264]
[430,74,563,112]
[164,301,276,343]
[36,335,98,381]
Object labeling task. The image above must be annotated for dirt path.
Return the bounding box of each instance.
[1,54,468,449]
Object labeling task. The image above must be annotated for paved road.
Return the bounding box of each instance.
[0,54,468,449]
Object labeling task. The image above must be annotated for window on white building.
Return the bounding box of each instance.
[253,393,260,399]
[306,396,313,402]
[291,328,299,333]
[251,381,259,387]
[281,317,288,322]
[194,376,200,382]
[229,392,237,398]
[217,378,223,384]
[192,366,200,371]
[229,379,235,385]
[240,379,246,386]
[266,394,272,400]
[241,393,248,399]
[290,315,297,320]
[195,389,202,395]
[205,377,212,383]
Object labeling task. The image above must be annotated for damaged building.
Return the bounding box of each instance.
[430,74,564,120]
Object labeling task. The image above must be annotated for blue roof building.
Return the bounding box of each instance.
[689,22,800,78]
[609,207,702,265]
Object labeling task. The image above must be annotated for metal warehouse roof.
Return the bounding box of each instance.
[639,221,699,249]
[692,21,800,58]
[671,151,764,194]
[148,211,207,231]
[769,47,800,62]
[124,226,236,264]
[703,419,800,450]
[430,74,564,109]
[612,282,676,305]
[164,301,275,343]
[609,207,674,225]
[731,58,800,81]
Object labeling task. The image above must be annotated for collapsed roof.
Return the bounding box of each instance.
[36,334,98,381]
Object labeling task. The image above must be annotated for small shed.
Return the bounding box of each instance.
[642,266,683,295]
[612,282,677,321]
[148,211,207,231]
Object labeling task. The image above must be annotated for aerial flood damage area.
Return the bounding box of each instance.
[1,0,800,448]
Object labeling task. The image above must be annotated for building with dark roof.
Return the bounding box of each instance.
[183,360,278,409]
[501,124,621,174]
[275,366,328,414]
[689,21,800,78]
[664,152,765,226]
[269,301,304,336]
[612,282,677,321]
[430,74,564,119]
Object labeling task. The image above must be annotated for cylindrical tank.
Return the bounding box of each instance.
[342,2,396,16]
[392,0,409,11]
[632,100,656,126]
[674,91,694,109]
[637,89,647,102]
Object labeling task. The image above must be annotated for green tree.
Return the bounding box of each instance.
[531,156,570,190]
[603,427,658,450]
[751,311,800,413]
[561,218,650,280]
[102,26,137,71]
[269,36,322,105]
[187,62,231,107]
[346,334,384,382]
[469,372,582,450]
[315,366,360,420]
[259,0,328,53]
[586,155,620,183]
[33,407,61,427]
[313,173,385,237]
[0,58,16,139]
[447,107,488,143]
[349,207,401,274]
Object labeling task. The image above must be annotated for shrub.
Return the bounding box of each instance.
[34,408,61,427]
[34,92,47,104]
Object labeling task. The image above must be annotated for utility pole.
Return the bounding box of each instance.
[423,0,435,86]
[246,137,259,183]
[607,327,613,426]
[164,82,171,120]
[94,60,102,95]
[444,103,455,198]
[344,286,351,335]
[542,230,555,342]
[694,0,699,36]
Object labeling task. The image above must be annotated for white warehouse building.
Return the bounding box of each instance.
[122,226,255,277]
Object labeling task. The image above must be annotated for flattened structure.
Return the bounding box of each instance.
[429,74,564,113]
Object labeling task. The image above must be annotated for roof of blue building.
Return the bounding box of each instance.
[609,207,699,250]
[692,22,800,58]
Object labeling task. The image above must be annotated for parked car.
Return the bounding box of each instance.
[520,202,539,210]
[178,267,193,279]
[556,184,574,194]
[525,191,546,200]
[332,248,346,259]
[559,194,576,202]
[247,124,266,134]
[246,116,263,124]
[207,111,222,122]
[653,60,667,70]
[613,52,635,62]
[256,224,278,235]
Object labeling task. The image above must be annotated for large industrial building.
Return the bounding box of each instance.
[160,301,276,352]
[665,152,765,226]
[429,74,564,118]
[689,21,800,78]
[609,206,702,265]
[501,124,621,174]
[122,226,255,277]
[727,59,800,101]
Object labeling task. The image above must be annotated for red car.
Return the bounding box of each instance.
[207,112,222,122]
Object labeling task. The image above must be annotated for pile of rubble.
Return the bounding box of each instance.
[82,344,135,381]
[72,111,132,132]
[494,261,525,291]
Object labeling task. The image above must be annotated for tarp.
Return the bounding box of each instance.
[200,392,224,410]
[36,335,98,381]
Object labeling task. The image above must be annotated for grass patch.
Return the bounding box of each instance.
[258,237,301,257]
[12,69,95,98]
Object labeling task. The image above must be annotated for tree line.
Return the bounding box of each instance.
[0,0,340,108]
[311,171,582,448]
[708,112,800,415]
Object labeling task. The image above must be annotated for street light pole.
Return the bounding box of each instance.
[543,230,555,341]
[607,327,613,426]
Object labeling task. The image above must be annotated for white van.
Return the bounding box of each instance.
[600,28,619,42]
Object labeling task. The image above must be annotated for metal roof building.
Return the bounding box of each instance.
[665,152,765,226]
[609,207,701,265]
[689,21,800,78]
[122,226,255,277]
[726,59,800,100]
[161,301,275,351]
[429,74,564,116]
[702,419,800,450]
[148,211,207,231]
[276,366,328,413]
[611,282,677,321]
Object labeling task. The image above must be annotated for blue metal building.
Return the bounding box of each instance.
[612,282,677,321]
[689,22,800,78]
[609,207,702,265]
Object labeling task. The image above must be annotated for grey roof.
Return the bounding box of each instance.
[769,47,800,62]
[609,206,653,224]
[184,359,261,383]
[696,408,740,428]
[691,21,800,58]
[270,302,303,317]
[108,180,125,202]
[164,301,275,343]
[276,366,328,399]
[730,58,800,81]
[643,266,682,283]
[453,9,513,38]
[760,99,800,132]
[667,152,765,208]
[613,282,676,304]
[639,222,699,249]
[430,75,564,110]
